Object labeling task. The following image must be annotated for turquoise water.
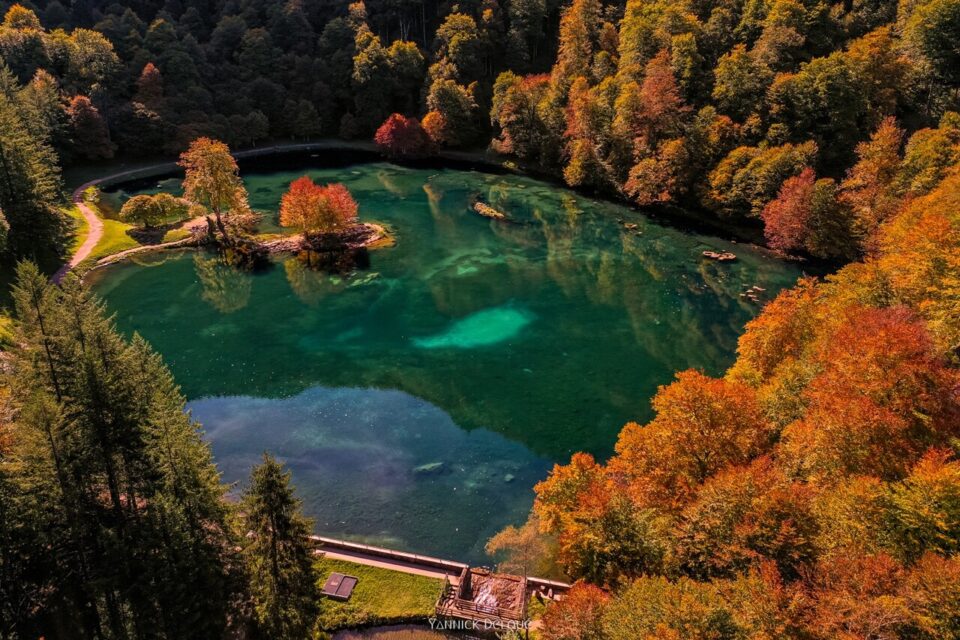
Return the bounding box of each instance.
[90,162,801,562]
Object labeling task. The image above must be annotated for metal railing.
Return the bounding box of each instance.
[310,535,469,574]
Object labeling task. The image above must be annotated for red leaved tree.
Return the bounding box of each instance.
[135,62,163,108]
[279,176,358,236]
[762,167,816,253]
[374,113,434,159]
[637,49,688,144]
[68,95,115,160]
[781,306,960,480]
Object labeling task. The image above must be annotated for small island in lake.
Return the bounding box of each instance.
[98,141,394,273]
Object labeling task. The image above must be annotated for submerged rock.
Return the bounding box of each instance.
[702,250,737,262]
[473,202,508,220]
[413,461,446,475]
[413,306,535,349]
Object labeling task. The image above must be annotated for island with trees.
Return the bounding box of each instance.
[1,0,960,638]
[85,136,391,274]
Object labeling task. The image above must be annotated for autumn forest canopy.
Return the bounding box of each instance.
[1,0,960,637]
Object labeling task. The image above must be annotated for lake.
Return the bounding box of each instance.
[89,161,801,562]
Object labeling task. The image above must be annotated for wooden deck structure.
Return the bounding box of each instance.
[309,534,571,633]
[435,567,528,631]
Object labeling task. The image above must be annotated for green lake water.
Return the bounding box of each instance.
[89,162,801,562]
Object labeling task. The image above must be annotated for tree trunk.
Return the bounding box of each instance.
[213,209,230,244]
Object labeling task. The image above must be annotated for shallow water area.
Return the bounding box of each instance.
[90,162,801,561]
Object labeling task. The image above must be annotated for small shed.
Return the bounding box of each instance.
[321,572,359,601]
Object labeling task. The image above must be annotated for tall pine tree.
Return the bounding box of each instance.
[241,454,320,640]
[0,71,67,267]
[5,262,242,639]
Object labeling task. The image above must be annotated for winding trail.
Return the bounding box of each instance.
[53,164,208,281]
[53,180,103,283]
[52,163,184,282]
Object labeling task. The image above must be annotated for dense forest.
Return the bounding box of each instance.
[0,0,958,264]
[1,0,959,637]
[491,169,960,637]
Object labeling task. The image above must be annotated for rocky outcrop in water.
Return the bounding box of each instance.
[262,223,387,254]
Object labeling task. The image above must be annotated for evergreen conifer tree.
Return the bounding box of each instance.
[5,263,242,639]
[241,454,320,640]
[0,82,66,266]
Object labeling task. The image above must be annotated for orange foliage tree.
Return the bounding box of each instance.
[279,176,358,236]
[871,169,960,353]
[420,110,447,145]
[179,137,249,241]
[781,306,960,480]
[562,77,608,190]
[532,453,670,584]
[135,62,163,108]
[533,452,606,533]
[540,582,609,640]
[730,277,823,387]
[675,457,818,580]
[840,116,904,238]
[611,370,774,508]
[636,50,688,148]
[806,552,913,639]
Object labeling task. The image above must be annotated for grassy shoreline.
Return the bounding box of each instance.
[313,556,443,633]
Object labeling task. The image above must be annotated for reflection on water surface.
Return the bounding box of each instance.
[92,163,801,560]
